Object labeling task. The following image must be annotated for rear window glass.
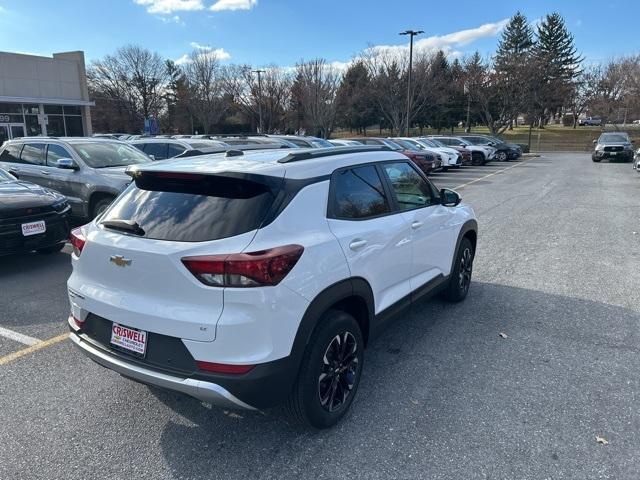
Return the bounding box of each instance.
[101,173,278,242]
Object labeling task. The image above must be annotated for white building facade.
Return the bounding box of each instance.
[0,50,93,143]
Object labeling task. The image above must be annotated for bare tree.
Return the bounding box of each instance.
[566,66,602,128]
[294,59,340,138]
[183,49,227,134]
[88,45,169,126]
[222,65,292,132]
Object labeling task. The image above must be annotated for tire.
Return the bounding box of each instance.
[471,152,485,166]
[444,238,474,303]
[592,156,601,162]
[442,166,449,172]
[496,151,508,162]
[91,196,115,219]
[36,242,65,254]
[286,310,364,429]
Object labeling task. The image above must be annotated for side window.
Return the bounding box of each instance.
[0,144,23,163]
[330,165,391,219]
[131,144,145,152]
[46,144,73,166]
[167,143,187,157]
[382,162,435,211]
[142,142,168,160]
[20,143,45,166]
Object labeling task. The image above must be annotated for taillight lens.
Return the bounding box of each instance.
[182,244,304,287]
[70,228,86,256]
[196,361,255,375]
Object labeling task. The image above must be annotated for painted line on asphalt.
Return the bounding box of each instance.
[0,326,41,346]
[0,333,68,366]
[453,158,536,190]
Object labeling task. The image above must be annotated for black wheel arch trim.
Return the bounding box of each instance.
[450,219,478,275]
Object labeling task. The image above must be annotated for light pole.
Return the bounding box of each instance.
[252,69,265,133]
[399,29,423,136]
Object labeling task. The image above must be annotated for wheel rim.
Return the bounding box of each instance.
[458,247,473,292]
[318,331,359,412]
[498,152,507,161]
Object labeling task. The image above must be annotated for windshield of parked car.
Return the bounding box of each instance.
[309,138,334,148]
[394,139,422,150]
[381,139,404,150]
[599,133,629,143]
[71,142,153,168]
[418,138,438,148]
[0,169,16,181]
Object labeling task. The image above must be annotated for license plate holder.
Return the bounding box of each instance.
[21,220,46,236]
[110,323,147,357]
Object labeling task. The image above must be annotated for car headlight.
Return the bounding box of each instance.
[595,144,604,151]
[52,199,70,212]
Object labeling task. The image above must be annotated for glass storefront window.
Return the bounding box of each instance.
[63,105,82,115]
[44,105,63,115]
[0,103,23,114]
[24,115,42,136]
[22,104,40,115]
[64,115,84,136]
[47,115,65,136]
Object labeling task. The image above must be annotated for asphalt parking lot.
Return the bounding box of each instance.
[1,153,639,479]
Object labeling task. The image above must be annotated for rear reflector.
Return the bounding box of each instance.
[196,361,255,375]
[70,228,86,256]
[182,244,304,287]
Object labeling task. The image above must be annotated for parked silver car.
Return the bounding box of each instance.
[0,137,151,218]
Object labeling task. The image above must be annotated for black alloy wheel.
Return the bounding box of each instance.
[318,332,359,412]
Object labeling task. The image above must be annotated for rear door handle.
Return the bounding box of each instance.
[40,170,50,175]
[9,168,20,175]
[349,239,368,250]
[411,221,423,230]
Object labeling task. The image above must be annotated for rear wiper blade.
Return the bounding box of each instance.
[101,219,145,236]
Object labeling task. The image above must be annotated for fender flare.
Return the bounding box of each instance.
[449,219,478,275]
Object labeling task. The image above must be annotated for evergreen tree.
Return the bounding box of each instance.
[334,61,377,134]
[495,11,534,70]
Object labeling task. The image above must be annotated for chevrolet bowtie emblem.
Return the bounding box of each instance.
[109,255,132,267]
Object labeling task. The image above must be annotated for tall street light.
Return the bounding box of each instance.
[252,69,265,133]
[399,29,423,136]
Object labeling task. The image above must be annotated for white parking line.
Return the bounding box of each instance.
[0,326,41,346]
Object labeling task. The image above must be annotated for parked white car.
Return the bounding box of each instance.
[394,137,462,170]
[67,145,478,428]
[428,136,496,165]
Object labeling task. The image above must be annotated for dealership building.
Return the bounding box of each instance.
[0,51,93,143]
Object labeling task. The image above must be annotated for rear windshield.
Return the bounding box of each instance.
[101,173,278,242]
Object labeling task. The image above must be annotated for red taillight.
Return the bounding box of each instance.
[70,228,86,256]
[196,361,255,375]
[182,244,304,287]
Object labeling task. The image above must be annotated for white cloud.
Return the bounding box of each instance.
[210,0,257,11]
[134,0,204,14]
[190,41,211,50]
[175,47,231,65]
[366,19,509,59]
[158,15,186,25]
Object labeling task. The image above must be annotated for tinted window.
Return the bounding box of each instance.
[20,143,45,165]
[167,143,187,157]
[331,165,391,219]
[71,142,151,168]
[599,133,629,143]
[46,144,73,166]
[382,162,435,210]
[101,173,277,242]
[0,144,22,163]
[142,143,169,160]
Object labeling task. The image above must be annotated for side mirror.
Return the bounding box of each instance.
[56,158,78,170]
[440,188,461,207]
[592,139,597,144]
[148,154,156,161]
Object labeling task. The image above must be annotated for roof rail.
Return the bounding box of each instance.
[209,133,268,138]
[277,145,391,164]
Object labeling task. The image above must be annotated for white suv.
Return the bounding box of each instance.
[67,146,478,428]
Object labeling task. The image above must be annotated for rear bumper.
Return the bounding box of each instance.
[69,330,256,410]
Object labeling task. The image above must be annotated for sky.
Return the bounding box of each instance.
[0,0,638,69]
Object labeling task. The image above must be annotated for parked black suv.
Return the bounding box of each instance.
[460,136,522,162]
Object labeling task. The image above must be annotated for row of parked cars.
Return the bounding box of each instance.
[0,132,518,257]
